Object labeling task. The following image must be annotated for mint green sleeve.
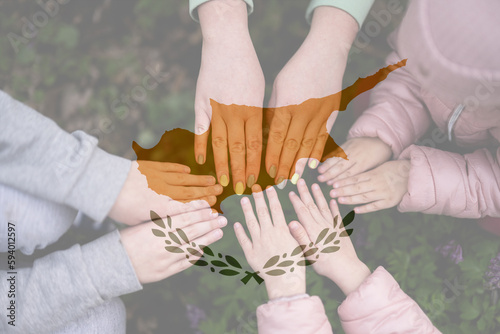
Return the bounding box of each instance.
[306,0,375,28]
[189,0,254,22]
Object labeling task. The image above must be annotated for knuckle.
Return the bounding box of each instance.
[306,202,317,211]
[360,193,370,201]
[256,207,269,218]
[270,131,286,144]
[247,137,262,151]
[285,139,299,150]
[229,141,245,154]
[301,138,315,149]
[213,136,227,148]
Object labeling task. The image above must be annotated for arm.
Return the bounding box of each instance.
[398,145,500,218]
[193,0,265,194]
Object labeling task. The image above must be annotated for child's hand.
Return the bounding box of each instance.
[318,137,392,185]
[330,160,410,214]
[234,185,306,300]
[288,179,371,295]
[120,209,226,284]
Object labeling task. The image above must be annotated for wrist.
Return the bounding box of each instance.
[325,259,371,296]
[265,276,306,300]
[198,0,250,42]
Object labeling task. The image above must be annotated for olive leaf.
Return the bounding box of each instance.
[167,215,172,229]
[333,215,339,228]
[303,248,318,257]
[225,255,242,269]
[168,232,181,245]
[150,211,165,229]
[323,232,337,245]
[190,259,208,266]
[315,228,329,245]
[219,269,240,276]
[342,210,355,227]
[265,269,286,276]
[297,260,316,266]
[200,245,214,257]
[277,260,294,267]
[211,260,228,267]
[291,245,307,257]
[152,229,166,237]
[340,229,353,237]
[321,246,340,253]
[165,246,183,253]
[263,255,280,269]
[187,248,203,257]
[176,228,189,244]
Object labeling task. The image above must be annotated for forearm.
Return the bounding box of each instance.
[198,0,250,43]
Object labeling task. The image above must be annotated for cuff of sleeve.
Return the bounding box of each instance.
[269,293,310,304]
[306,0,375,27]
[189,0,254,22]
[81,230,143,300]
[65,145,131,223]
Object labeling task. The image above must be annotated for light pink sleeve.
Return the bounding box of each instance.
[398,144,500,218]
[338,267,441,334]
[256,295,333,334]
[348,52,431,158]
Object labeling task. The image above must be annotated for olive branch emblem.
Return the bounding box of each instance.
[150,210,355,285]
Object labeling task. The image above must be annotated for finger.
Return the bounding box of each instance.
[328,199,342,227]
[330,181,374,198]
[332,173,371,189]
[152,199,212,218]
[245,114,262,188]
[234,222,253,255]
[290,158,307,185]
[337,191,380,206]
[354,200,387,214]
[317,159,352,183]
[168,208,219,229]
[180,216,228,243]
[296,179,324,224]
[311,183,332,221]
[309,124,329,168]
[211,113,229,187]
[266,110,291,179]
[266,186,287,228]
[185,196,217,207]
[169,184,223,200]
[181,228,224,264]
[290,122,322,179]
[139,161,191,173]
[251,185,272,230]
[288,191,315,230]
[276,119,307,185]
[194,111,211,165]
[166,173,216,186]
[227,116,246,195]
[240,196,260,241]
[288,221,312,249]
[317,154,343,174]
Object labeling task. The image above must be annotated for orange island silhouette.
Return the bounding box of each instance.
[133,59,407,212]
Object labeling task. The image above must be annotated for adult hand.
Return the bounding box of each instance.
[318,137,393,185]
[265,7,358,187]
[330,160,410,214]
[288,179,371,295]
[109,161,222,226]
[195,0,265,195]
[234,185,306,300]
[120,210,227,284]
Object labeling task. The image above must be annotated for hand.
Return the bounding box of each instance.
[234,185,306,300]
[318,137,393,185]
[120,208,227,284]
[288,179,371,295]
[330,160,410,214]
[195,0,265,194]
[109,161,222,225]
[265,6,358,186]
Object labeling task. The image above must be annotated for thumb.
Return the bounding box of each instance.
[194,111,211,165]
[288,221,311,248]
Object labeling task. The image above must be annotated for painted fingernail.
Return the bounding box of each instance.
[247,174,256,188]
[197,154,204,165]
[309,160,318,169]
[291,173,300,185]
[277,178,287,190]
[218,217,227,227]
[269,165,277,178]
[220,174,229,187]
[235,182,245,195]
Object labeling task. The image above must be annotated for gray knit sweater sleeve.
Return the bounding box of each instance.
[0,90,131,222]
[0,230,143,333]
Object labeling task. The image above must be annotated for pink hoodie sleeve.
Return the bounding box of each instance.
[398,144,500,218]
[348,52,431,158]
[256,295,333,334]
[338,267,441,334]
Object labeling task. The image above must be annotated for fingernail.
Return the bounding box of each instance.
[235,182,245,195]
[247,174,256,188]
[317,175,325,182]
[277,178,287,190]
[218,217,227,227]
[309,160,318,169]
[289,222,299,230]
[330,190,337,197]
[197,154,204,165]
[241,197,250,205]
[215,229,223,239]
[269,165,277,178]
[211,211,219,218]
[220,174,229,187]
[291,173,299,185]
[298,178,305,186]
